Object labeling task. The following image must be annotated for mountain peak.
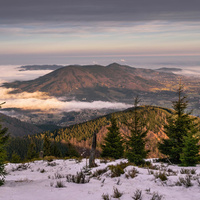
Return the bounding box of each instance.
[107,63,122,68]
[3,63,166,101]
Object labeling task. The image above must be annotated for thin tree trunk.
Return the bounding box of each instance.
[89,132,96,168]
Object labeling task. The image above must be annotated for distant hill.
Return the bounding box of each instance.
[19,65,64,71]
[0,112,43,137]
[156,67,182,72]
[3,63,178,102]
[0,112,60,137]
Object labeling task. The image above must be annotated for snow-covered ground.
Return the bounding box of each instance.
[1,159,200,200]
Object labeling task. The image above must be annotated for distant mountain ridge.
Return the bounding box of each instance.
[19,65,64,71]
[3,63,178,102]
[0,112,61,137]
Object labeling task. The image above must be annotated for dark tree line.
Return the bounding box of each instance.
[6,133,79,163]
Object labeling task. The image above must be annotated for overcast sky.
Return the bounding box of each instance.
[1,0,200,65]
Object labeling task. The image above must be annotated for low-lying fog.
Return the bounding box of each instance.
[0,87,132,114]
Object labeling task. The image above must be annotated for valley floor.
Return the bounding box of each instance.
[1,159,200,200]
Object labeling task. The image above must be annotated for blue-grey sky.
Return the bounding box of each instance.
[0,0,200,65]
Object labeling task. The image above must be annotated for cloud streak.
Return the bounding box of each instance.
[2,21,200,36]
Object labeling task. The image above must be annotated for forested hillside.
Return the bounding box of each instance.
[6,105,186,161]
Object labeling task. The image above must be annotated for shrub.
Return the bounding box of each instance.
[102,193,111,200]
[145,188,151,194]
[108,162,129,178]
[75,158,82,163]
[55,180,65,188]
[50,182,54,187]
[12,163,30,171]
[180,168,196,175]
[147,164,160,170]
[0,179,4,186]
[47,162,57,167]
[44,156,56,162]
[190,169,196,174]
[66,171,90,184]
[197,178,200,186]
[176,175,193,187]
[40,169,46,173]
[132,189,142,200]
[112,187,123,198]
[100,159,110,164]
[154,171,168,181]
[150,192,163,200]
[92,168,108,178]
[167,168,177,176]
[109,165,124,178]
[147,169,154,175]
[54,172,64,179]
[125,167,139,179]
[180,168,190,174]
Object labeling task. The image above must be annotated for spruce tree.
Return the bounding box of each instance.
[159,84,200,164]
[124,97,148,165]
[101,117,124,159]
[11,151,21,163]
[0,103,9,185]
[51,141,62,157]
[180,130,200,166]
[43,133,51,157]
[27,140,37,160]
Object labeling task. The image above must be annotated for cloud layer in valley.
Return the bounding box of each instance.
[0,87,132,113]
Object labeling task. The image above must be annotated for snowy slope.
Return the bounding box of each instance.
[1,159,200,200]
